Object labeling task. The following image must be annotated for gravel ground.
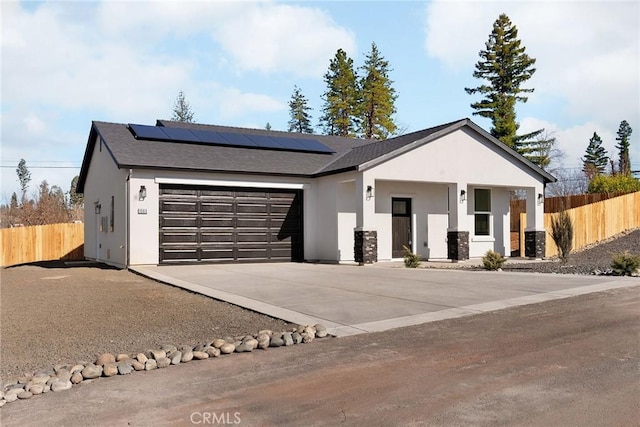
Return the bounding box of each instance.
[0,263,294,383]
[503,228,640,275]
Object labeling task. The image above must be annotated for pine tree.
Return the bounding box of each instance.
[465,14,542,151]
[16,158,31,202]
[615,120,632,176]
[287,86,313,133]
[265,122,272,131]
[582,132,609,180]
[171,90,195,123]
[522,131,556,169]
[358,42,397,140]
[319,49,359,137]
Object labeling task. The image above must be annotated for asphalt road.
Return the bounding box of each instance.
[2,286,638,426]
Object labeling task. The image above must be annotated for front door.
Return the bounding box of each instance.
[392,198,412,258]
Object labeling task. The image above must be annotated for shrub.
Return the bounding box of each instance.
[611,251,640,276]
[588,174,640,194]
[403,245,420,268]
[482,250,506,270]
[551,210,573,263]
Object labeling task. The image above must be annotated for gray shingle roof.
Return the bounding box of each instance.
[77,118,554,193]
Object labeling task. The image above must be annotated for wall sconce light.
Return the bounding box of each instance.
[537,193,543,205]
[139,185,147,201]
[460,189,466,203]
[366,185,374,200]
[94,203,101,214]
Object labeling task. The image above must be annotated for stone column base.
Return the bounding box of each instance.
[525,230,546,258]
[354,230,377,265]
[447,231,469,261]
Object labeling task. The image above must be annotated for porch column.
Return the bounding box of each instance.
[524,186,546,259]
[447,182,469,261]
[354,174,377,264]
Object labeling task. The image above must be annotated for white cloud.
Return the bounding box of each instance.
[425,1,639,169]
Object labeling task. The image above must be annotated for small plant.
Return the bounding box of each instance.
[611,251,640,276]
[482,250,506,270]
[551,209,573,263]
[403,245,420,268]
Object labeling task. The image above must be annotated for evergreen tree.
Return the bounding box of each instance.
[16,158,31,202]
[358,42,397,140]
[265,122,272,131]
[171,90,195,123]
[582,132,609,180]
[10,192,18,210]
[522,131,556,169]
[287,86,313,133]
[69,175,84,207]
[615,120,632,176]
[465,14,542,150]
[319,49,359,137]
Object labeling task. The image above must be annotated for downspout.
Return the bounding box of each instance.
[125,170,131,268]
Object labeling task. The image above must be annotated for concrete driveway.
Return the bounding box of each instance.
[131,263,638,336]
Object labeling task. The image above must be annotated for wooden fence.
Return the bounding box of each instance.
[519,191,640,258]
[0,223,84,267]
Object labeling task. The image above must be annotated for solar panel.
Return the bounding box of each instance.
[129,124,169,140]
[216,132,257,147]
[161,127,201,142]
[244,134,284,149]
[128,123,335,154]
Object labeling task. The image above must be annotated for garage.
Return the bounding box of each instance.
[159,185,303,263]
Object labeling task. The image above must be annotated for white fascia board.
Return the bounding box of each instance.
[154,177,305,189]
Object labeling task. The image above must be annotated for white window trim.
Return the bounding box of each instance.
[473,188,492,238]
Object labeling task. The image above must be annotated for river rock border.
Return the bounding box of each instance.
[0,324,328,407]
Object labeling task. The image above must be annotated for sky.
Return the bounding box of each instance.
[1,0,639,204]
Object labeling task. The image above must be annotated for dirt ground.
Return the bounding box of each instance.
[1,286,638,426]
[0,262,294,382]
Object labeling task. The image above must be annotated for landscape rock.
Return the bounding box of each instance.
[131,360,145,371]
[70,372,83,384]
[292,332,303,344]
[219,343,235,354]
[161,344,177,354]
[168,351,183,365]
[156,357,171,368]
[116,353,131,362]
[103,363,118,377]
[144,359,157,371]
[180,350,194,363]
[304,326,317,337]
[54,364,72,374]
[17,390,33,400]
[31,374,50,385]
[29,384,46,395]
[117,363,134,375]
[296,325,306,334]
[70,364,85,374]
[35,368,55,377]
[243,338,259,350]
[234,343,253,353]
[81,364,103,380]
[193,343,207,352]
[56,369,72,382]
[193,351,209,360]
[96,353,116,366]
[212,339,226,349]
[205,347,220,358]
[5,393,18,403]
[302,333,314,343]
[269,333,285,347]
[150,349,167,361]
[258,329,273,336]
[136,353,148,363]
[257,333,271,349]
[18,375,31,384]
[315,324,328,338]
[283,332,294,346]
[51,379,72,392]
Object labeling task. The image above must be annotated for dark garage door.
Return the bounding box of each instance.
[159,185,303,263]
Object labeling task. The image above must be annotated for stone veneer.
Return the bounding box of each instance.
[354,230,378,264]
[525,230,546,259]
[447,231,469,261]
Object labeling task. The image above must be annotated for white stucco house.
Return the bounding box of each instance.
[77,118,555,268]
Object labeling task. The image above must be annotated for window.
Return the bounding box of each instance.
[474,189,491,236]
